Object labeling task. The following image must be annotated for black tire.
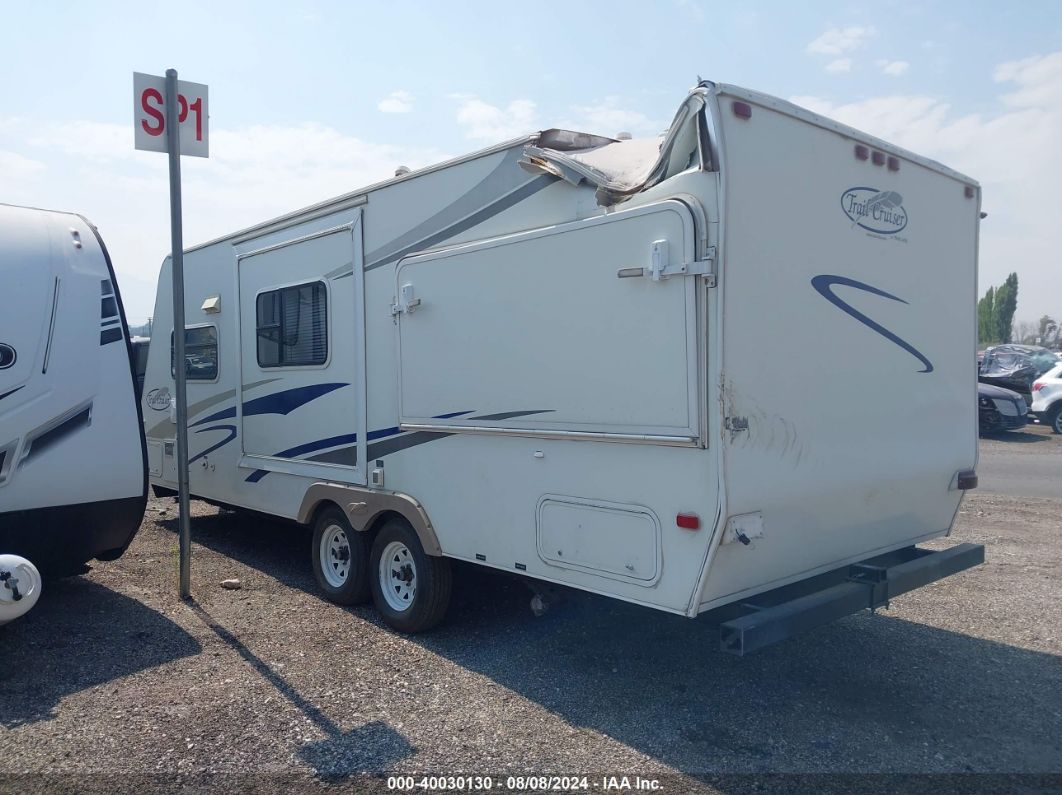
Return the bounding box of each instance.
[369,518,451,633]
[311,506,370,605]
[38,559,91,578]
[1047,403,1062,435]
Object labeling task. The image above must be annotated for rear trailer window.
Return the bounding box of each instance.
[170,326,218,380]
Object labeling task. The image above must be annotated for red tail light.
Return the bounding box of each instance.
[676,513,700,530]
[1033,382,1044,392]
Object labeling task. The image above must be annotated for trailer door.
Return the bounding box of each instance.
[236,217,367,485]
[395,200,702,442]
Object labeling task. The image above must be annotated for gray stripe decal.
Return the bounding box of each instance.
[306,446,358,466]
[301,411,554,465]
[323,260,354,280]
[367,431,452,460]
[364,177,554,272]
[365,148,525,266]
[467,410,554,421]
[327,171,552,280]
[289,151,554,281]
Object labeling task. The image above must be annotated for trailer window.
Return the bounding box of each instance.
[256,281,328,367]
[170,325,218,381]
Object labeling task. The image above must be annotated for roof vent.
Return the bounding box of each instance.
[394,165,411,177]
[616,131,632,140]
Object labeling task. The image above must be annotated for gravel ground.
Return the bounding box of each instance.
[2,438,1061,794]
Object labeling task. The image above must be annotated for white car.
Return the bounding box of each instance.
[1031,362,1062,433]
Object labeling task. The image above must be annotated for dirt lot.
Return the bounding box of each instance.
[2,431,1061,794]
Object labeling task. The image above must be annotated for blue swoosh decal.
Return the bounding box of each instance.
[811,275,933,374]
[190,424,238,464]
[193,382,347,427]
[243,411,476,482]
[244,427,404,482]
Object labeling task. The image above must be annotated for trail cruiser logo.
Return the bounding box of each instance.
[841,187,908,235]
[146,387,171,411]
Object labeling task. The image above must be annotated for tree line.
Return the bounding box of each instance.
[978,273,1019,346]
[978,272,1059,348]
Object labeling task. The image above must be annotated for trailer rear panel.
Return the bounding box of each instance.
[699,88,980,608]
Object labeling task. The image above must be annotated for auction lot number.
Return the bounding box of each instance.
[387,776,595,791]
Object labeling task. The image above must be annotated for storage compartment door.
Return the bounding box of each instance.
[395,200,701,441]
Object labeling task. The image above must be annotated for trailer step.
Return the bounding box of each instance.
[718,543,985,656]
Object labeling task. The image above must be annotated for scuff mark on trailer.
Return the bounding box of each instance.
[721,380,807,465]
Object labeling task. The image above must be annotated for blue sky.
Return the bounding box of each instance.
[2,1,1061,328]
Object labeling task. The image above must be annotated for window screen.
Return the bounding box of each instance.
[170,326,218,380]
[256,282,328,367]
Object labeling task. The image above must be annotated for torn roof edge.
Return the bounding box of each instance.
[520,86,709,206]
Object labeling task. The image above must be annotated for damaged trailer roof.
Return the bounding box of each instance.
[519,87,709,206]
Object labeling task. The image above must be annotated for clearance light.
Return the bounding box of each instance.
[871,151,886,166]
[887,155,900,171]
[676,513,700,530]
[965,186,976,199]
[732,101,752,119]
[854,145,869,161]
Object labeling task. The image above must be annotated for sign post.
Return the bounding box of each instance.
[134,70,209,600]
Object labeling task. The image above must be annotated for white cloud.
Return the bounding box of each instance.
[0,150,46,178]
[825,58,853,74]
[806,26,875,56]
[561,97,663,137]
[790,50,1062,322]
[377,90,414,114]
[877,59,910,76]
[28,120,140,161]
[994,51,1062,108]
[1,117,448,323]
[454,97,538,141]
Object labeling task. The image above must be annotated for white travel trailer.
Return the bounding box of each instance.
[144,82,983,651]
[0,204,147,580]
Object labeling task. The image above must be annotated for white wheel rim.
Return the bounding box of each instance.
[379,541,417,612]
[320,524,351,588]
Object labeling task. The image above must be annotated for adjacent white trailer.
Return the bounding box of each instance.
[143,82,984,650]
[0,204,147,577]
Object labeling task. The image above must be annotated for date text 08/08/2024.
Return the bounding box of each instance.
[386,776,663,791]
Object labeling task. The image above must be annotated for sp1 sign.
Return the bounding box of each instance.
[133,72,209,157]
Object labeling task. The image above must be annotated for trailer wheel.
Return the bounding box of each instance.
[370,518,451,633]
[311,507,370,605]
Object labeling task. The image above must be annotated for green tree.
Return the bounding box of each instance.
[978,286,996,345]
[1038,314,1057,345]
[993,272,1019,344]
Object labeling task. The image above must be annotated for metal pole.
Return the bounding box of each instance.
[165,68,192,600]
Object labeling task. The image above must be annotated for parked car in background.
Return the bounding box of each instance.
[1031,363,1062,433]
[978,344,1058,398]
[979,382,1029,434]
